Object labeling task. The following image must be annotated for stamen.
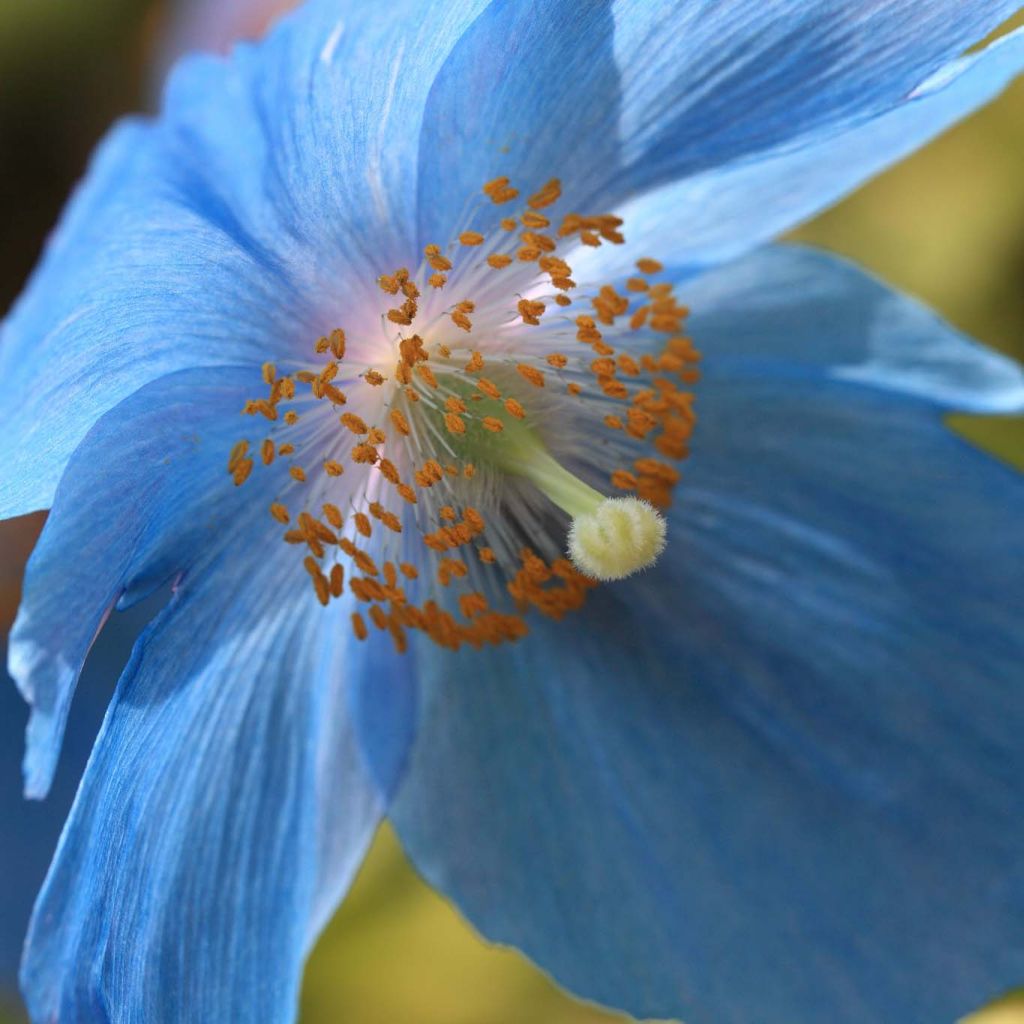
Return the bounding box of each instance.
[233,171,699,651]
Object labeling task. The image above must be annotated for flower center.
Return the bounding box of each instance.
[228,177,701,652]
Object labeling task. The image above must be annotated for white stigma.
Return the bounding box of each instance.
[567,496,667,581]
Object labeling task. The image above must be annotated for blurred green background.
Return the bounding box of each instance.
[0,4,1022,1023]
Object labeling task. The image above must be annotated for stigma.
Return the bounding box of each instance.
[228,175,701,652]
[568,499,666,581]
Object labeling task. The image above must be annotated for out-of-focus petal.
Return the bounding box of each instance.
[682,245,1024,411]
[386,249,1024,1024]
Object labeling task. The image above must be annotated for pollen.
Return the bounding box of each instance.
[235,172,699,653]
[476,377,501,400]
[483,176,519,204]
[341,413,368,434]
[527,178,562,209]
[636,258,663,274]
[445,412,467,435]
[516,364,545,388]
[518,299,545,325]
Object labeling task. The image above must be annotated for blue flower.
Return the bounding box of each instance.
[3,3,1024,1023]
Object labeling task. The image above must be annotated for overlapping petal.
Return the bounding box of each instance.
[15,368,384,1022]
[572,26,1024,278]
[0,0,491,520]
[0,600,153,987]
[387,247,1024,1024]
[418,1,1024,260]
[9,367,266,797]
[22,564,381,1024]
[0,122,308,520]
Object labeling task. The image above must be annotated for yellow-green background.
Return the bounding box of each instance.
[0,4,1022,1023]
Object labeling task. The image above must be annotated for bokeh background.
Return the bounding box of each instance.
[1,3,1022,1023]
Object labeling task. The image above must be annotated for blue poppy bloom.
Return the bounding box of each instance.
[3,3,1024,1023]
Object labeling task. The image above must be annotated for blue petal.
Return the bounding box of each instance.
[417,0,1022,242]
[0,596,153,988]
[22,567,382,1024]
[0,0,490,521]
[159,0,488,274]
[388,249,1024,1024]
[608,0,1022,196]
[349,657,419,804]
[683,245,1024,412]
[0,122,305,521]
[8,366,274,799]
[17,371,383,1022]
[573,25,1024,279]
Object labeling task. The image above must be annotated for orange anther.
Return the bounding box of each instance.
[340,413,368,434]
[518,299,545,325]
[445,412,467,435]
[389,409,411,435]
[476,377,501,400]
[516,364,545,387]
[527,178,562,209]
[636,258,663,274]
